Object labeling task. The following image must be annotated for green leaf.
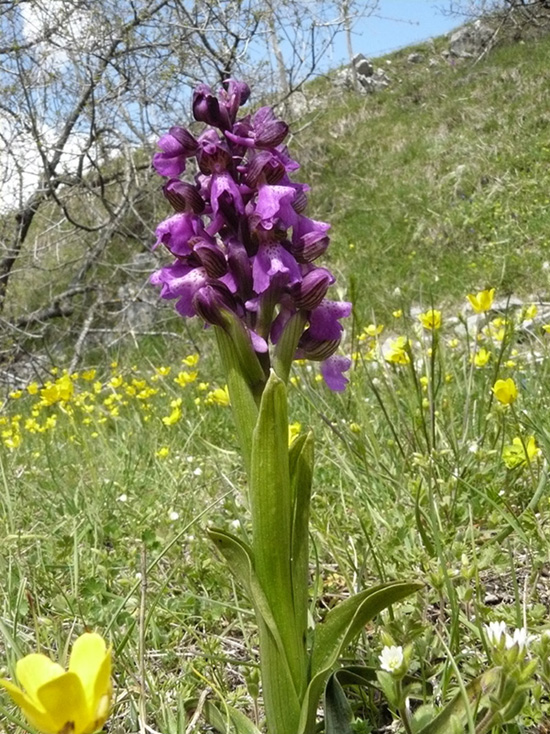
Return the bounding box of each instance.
[186,699,262,734]
[311,582,423,676]
[416,667,501,734]
[289,431,314,657]
[298,581,422,734]
[250,371,307,691]
[208,528,302,734]
[324,673,353,734]
[215,322,264,475]
[272,311,307,383]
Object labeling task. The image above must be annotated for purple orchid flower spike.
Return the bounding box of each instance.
[150,80,351,391]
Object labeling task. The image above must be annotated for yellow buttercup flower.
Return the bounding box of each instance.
[205,386,230,406]
[385,336,410,365]
[472,348,491,368]
[182,353,200,367]
[492,378,517,405]
[502,436,541,469]
[467,288,495,313]
[522,303,538,321]
[0,632,111,734]
[418,309,441,330]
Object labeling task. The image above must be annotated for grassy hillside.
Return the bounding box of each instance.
[296,33,550,321]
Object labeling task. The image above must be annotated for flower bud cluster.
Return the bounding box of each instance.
[150,79,351,390]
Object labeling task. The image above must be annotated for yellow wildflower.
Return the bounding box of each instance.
[385,336,410,365]
[205,386,230,406]
[182,353,200,367]
[392,309,403,318]
[472,348,491,368]
[81,369,97,381]
[40,376,74,406]
[522,303,538,321]
[448,338,459,349]
[543,324,550,334]
[174,370,198,388]
[492,378,517,405]
[156,447,170,459]
[502,436,541,469]
[467,288,495,313]
[9,390,23,399]
[162,400,182,425]
[156,366,171,377]
[27,382,39,395]
[288,422,302,445]
[418,309,441,330]
[0,632,111,734]
[363,324,384,337]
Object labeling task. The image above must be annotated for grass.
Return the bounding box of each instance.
[2,22,550,734]
[2,297,550,731]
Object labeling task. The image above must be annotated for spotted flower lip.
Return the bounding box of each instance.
[0,632,112,734]
[150,80,350,390]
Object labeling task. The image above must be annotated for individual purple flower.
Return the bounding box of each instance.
[197,130,232,174]
[307,299,352,341]
[321,355,352,392]
[250,184,299,233]
[153,127,198,177]
[252,242,301,295]
[154,213,208,257]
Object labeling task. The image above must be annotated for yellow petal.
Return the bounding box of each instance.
[69,634,108,703]
[37,671,89,734]
[0,678,58,734]
[16,654,65,701]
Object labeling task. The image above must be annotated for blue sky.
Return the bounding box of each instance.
[331,0,469,63]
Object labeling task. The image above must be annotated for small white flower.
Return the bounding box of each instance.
[379,645,404,673]
[485,621,507,646]
[468,442,479,454]
[505,627,531,652]
[168,510,180,521]
[117,493,128,502]
[193,467,203,476]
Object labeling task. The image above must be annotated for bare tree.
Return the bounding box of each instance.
[0,0,364,380]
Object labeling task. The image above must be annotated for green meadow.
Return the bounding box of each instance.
[2,26,550,734]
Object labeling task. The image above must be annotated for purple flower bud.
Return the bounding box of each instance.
[221,79,251,125]
[296,333,340,361]
[193,84,231,129]
[291,216,331,263]
[163,180,205,214]
[152,126,198,177]
[227,238,253,298]
[291,186,308,214]
[253,107,289,148]
[193,240,228,278]
[291,267,334,310]
[192,281,238,327]
[207,172,245,234]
